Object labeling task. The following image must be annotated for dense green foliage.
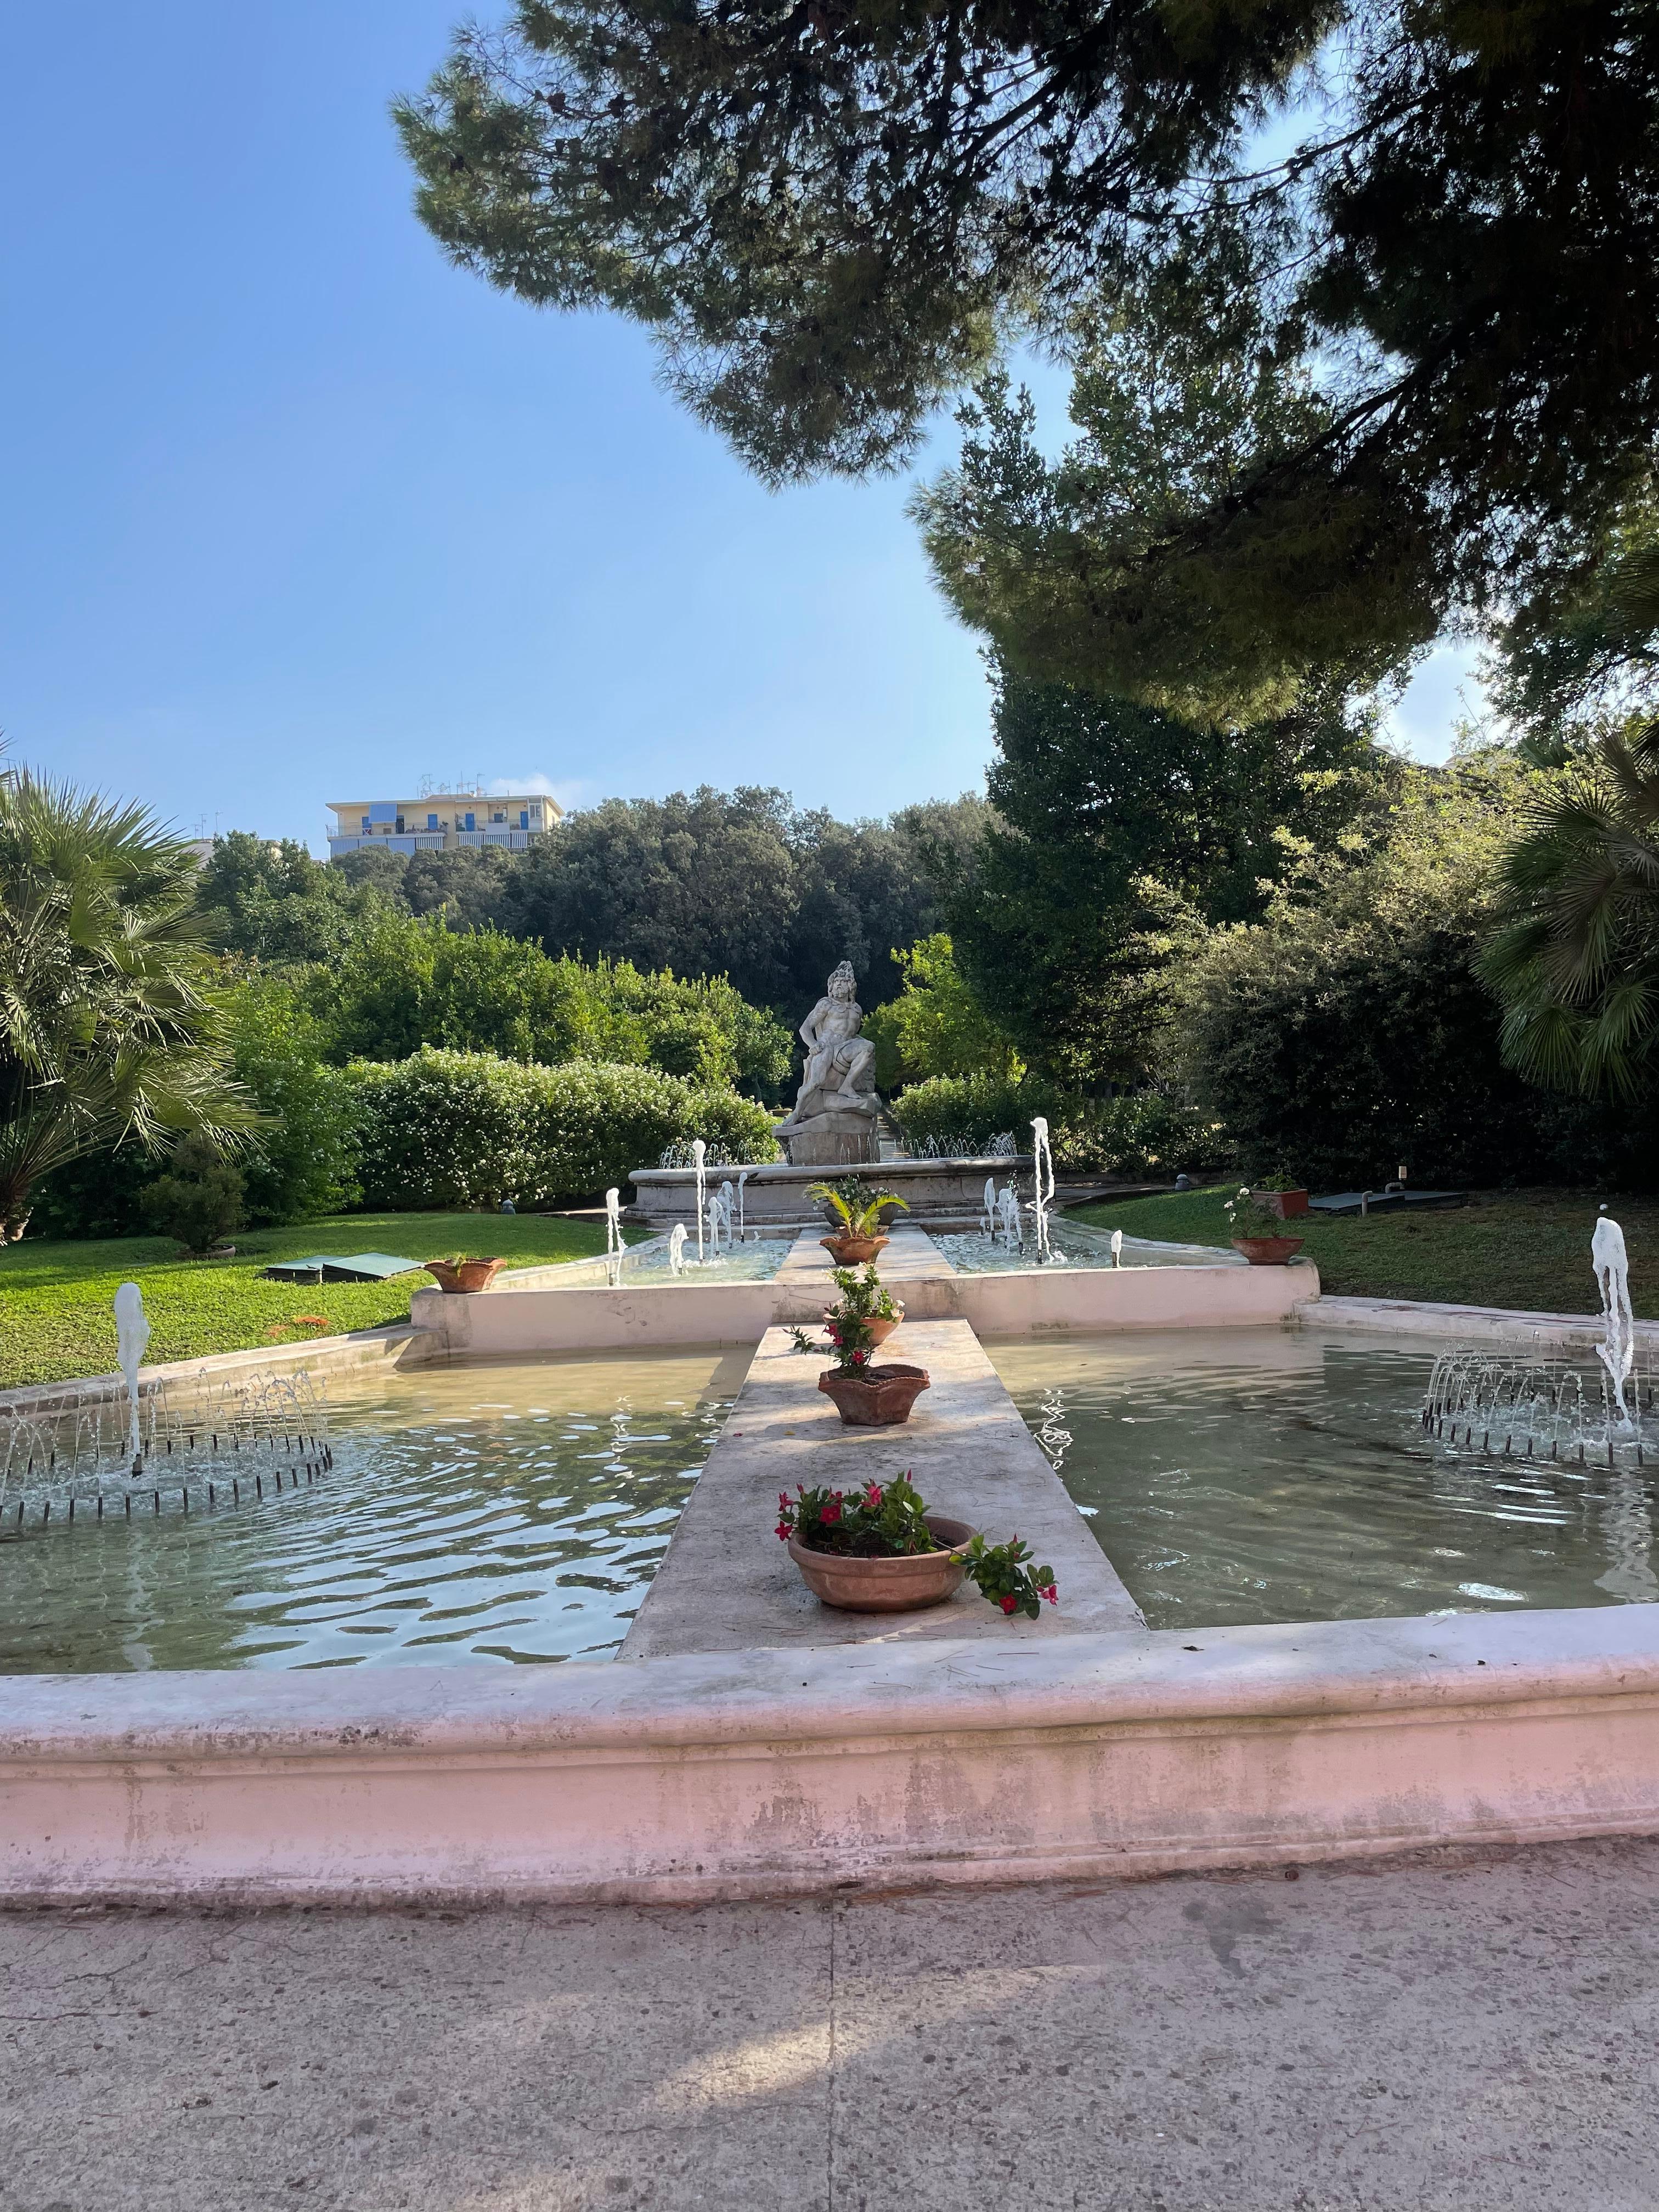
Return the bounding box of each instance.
[346,1048,779,1210]
[400,0,1659,705]
[0,770,256,1240]
[940,664,1388,1088]
[862,934,1023,1089]
[206,789,977,1022]
[225,978,360,1224]
[302,911,792,1093]
[1480,725,1659,1102]
[892,1071,1212,1177]
[500,785,984,1014]
[196,833,393,964]
[1182,751,1656,1188]
[142,1132,246,1256]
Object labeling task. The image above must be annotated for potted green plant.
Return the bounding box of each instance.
[1249,1171,1310,1218]
[808,1177,908,1265]
[776,1472,1059,1616]
[789,1273,927,1423]
[819,1263,905,1348]
[1224,1186,1306,1265]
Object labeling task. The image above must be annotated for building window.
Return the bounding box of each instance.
[427,812,439,831]
[464,811,476,831]
[519,809,529,829]
[359,816,371,832]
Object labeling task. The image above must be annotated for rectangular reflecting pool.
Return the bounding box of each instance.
[991,1328,1659,1629]
[0,1350,747,1674]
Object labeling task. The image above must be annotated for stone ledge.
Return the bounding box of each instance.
[1299,1294,1655,1348]
[5,1606,1659,1904]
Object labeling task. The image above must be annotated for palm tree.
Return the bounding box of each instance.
[0,764,258,1239]
[1480,724,1659,1100]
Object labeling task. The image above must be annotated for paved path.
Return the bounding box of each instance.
[4,1836,1655,2210]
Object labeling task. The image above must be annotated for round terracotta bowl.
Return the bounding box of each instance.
[827,1306,904,1348]
[820,1234,889,1266]
[1231,1235,1305,1267]
[423,1256,506,1295]
[789,1514,977,1613]
[817,1363,930,1426]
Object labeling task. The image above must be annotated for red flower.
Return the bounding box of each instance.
[850,1348,867,1366]
[776,1522,792,1541]
[1000,1594,1018,1615]
[778,1492,790,1509]
[820,1498,842,1525]
[1042,1583,1059,1604]
[864,1482,883,1509]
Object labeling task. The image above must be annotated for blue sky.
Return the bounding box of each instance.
[0,2,1475,853]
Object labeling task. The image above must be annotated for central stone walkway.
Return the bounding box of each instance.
[623,1227,1140,1657]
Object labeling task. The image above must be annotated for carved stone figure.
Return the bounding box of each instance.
[775,961,882,1165]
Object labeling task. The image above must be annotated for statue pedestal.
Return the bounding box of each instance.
[777,1107,881,1168]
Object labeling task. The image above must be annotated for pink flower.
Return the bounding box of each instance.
[776,1522,792,1542]
[778,1492,790,1509]
[820,1498,842,1525]
[850,1348,867,1366]
[1000,1594,1018,1615]
[1042,1583,1059,1605]
[864,1482,883,1509]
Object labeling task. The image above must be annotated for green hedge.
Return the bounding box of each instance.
[893,1072,1220,1176]
[345,1049,779,1208]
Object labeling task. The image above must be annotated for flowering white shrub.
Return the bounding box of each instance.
[346,1049,778,1208]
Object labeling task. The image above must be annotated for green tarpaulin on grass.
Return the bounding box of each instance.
[263,1253,425,1283]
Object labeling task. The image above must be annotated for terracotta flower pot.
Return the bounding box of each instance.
[1251,1188,1310,1218]
[827,1305,903,1348]
[789,1514,977,1613]
[1231,1235,1305,1266]
[817,1362,930,1425]
[821,1233,888,1266]
[423,1256,506,1295]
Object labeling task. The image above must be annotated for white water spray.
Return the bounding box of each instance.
[1110,1229,1123,1269]
[1028,1118,1065,1263]
[736,1167,749,1241]
[692,1138,707,1265]
[1594,1211,1635,1425]
[996,1183,1023,1250]
[114,1282,149,1468]
[668,1222,687,1276]
[980,1176,997,1238]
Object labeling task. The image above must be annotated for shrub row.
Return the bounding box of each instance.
[346,1049,780,1209]
[892,1072,1221,1177]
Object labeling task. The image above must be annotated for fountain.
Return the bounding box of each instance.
[1594,1210,1635,1425]
[0,1365,333,1533]
[1110,1229,1123,1269]
[692,1137,707,1264]
[996,1183,1024,1250]
[1027,1118,1067,1265]
[1421,1214,1652,1462]
[668,1222,688,1276]
[114,1280,150,1468]
[736,1167,749,1241]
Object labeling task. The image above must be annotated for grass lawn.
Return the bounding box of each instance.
[1074,1184,1659,1319]
[0,1212,649,1390]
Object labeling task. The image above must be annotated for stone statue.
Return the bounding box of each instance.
[775,961,882,1166]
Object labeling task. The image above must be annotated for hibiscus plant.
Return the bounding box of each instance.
[775,1472,1059,1619]
[787,1263,900,1375]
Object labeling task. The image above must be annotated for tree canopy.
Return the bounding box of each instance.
[939,661,1390,1087]
[0,771,255,1239]
[399,0,1659,704]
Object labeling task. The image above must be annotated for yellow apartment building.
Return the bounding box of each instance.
[326,788,563,859]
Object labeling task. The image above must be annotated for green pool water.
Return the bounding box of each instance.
[992,1328,1659,1629]
[0,1351,746,1673]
